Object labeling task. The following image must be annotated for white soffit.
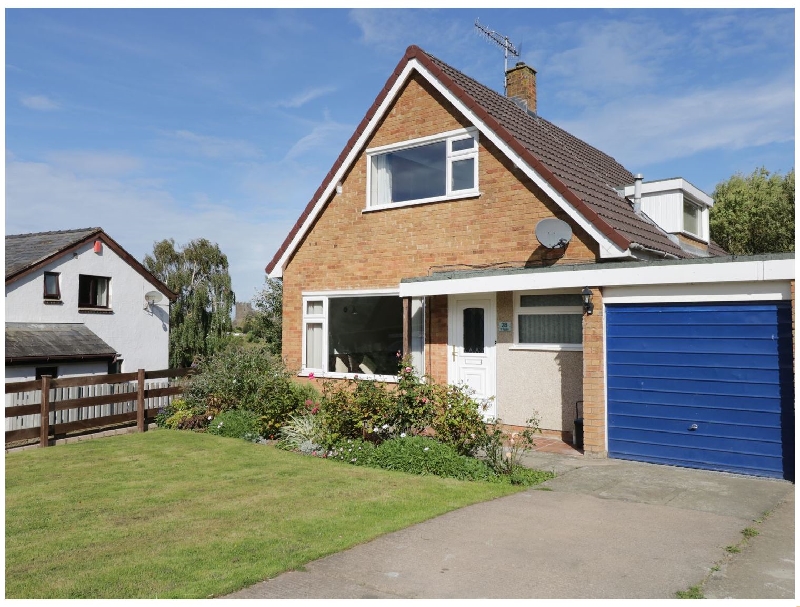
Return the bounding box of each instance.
[269,58,631,278]
[398,258,795,298]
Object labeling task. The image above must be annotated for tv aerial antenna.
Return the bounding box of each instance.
[475,19,520,95]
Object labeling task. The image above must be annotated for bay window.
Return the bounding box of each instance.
[367,128,479,209]
[302,292,425,377]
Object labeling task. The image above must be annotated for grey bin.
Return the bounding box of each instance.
[574,400,584,450]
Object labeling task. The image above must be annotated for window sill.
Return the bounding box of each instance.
[508,344,583,352]
[43,299,63,305]
[298,370,399,383]
[363,190,481,213]
[78,308,113,314]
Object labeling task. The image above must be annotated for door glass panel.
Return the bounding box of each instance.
[463,307,484,353]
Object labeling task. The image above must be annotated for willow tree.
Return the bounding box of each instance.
[144,238,235,367]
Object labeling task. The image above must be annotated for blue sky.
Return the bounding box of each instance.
[5,8,795,303]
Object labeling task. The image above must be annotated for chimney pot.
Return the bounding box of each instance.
[505,62,537,113]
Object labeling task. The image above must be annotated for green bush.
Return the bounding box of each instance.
[483,415,541,476]
[363,436,499,482]
[316,359,487,455]
[206,409,261,442]
[156,398,211,431]
[183,345,318,437]
[326,437,376,464]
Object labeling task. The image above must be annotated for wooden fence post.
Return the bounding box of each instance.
[137,369,145,432]
[40,375,51,448]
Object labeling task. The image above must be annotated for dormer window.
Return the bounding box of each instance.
[366,128,479,210]
[683,200,701,237]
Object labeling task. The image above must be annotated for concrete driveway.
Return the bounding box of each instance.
[225,452,794,599]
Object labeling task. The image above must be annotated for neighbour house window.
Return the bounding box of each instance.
[78,274,110,308]
[514,293,583,351]
[43,272,61,300]
[367,128,479,208]
[302,293,426,377]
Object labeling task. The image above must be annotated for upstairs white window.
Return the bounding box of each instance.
[367,128,479,209]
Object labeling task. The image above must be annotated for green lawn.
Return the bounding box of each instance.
[6,430,527,598]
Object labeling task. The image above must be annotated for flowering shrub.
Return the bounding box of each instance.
[483,415,542,478]
[206,409,261,442]
[428,382,489,456]
[325,438,375,464]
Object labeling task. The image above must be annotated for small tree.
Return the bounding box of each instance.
[144,238,235,367]
[246,277,283,355]
[710,167,795,255]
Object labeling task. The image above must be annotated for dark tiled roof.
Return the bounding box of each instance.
[422,50,689,258]
[266,45,714,273]
[5,228,178,301]
[5,322,117,361]
[5,228,102,279]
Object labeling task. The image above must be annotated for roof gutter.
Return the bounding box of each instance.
[629,242,681,260]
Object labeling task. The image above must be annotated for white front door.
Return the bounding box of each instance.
[449,295,496,420]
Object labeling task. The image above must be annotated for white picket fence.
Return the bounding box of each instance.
[5,380,175,432]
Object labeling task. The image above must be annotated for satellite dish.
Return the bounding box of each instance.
[535,218,573,249]
[144,291,164,308]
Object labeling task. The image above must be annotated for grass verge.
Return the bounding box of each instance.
[6,430,531,598]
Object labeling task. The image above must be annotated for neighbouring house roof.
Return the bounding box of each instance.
[267,45,719,276]
[5,322,117,363]
[5,227,177,301]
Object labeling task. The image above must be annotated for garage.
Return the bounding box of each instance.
[606,301,794,480]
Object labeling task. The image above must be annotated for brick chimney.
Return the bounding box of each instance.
[505,61,537,113]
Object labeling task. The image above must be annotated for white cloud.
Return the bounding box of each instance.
[276,86,337,109]
[558,74,795,168]
[20,95,60,111]
[282,116,351,162]
[163,130,262,160]
[4,158,293,302]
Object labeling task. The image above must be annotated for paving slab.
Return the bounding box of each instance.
[225,456,794,599]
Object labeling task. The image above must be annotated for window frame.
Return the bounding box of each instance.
[511,291,584,352]
[301,290,425,381]
[78,274,111,310]
[43,272,61,301]
[681,197,708,241]
[365,127,480,211]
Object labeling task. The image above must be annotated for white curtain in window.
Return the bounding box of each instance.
[410,297,425,374]
[96,279,108,307]
[305,323,323,370]
[372,154,392,205]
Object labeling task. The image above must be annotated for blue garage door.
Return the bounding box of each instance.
[606,301,794,480]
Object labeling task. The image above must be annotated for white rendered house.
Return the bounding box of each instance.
[5,228,176,381]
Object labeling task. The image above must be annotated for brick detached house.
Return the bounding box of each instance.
[267,46,795,480]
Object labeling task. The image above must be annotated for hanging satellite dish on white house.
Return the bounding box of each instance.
[535,218,573,249]
[144,291,163,309]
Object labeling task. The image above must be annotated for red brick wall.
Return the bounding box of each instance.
[281,73,600,375]
[581,287,606,456]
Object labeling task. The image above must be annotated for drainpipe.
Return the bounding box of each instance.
[633,173,643,215]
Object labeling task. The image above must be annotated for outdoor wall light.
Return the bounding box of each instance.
[581,287,594,316]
